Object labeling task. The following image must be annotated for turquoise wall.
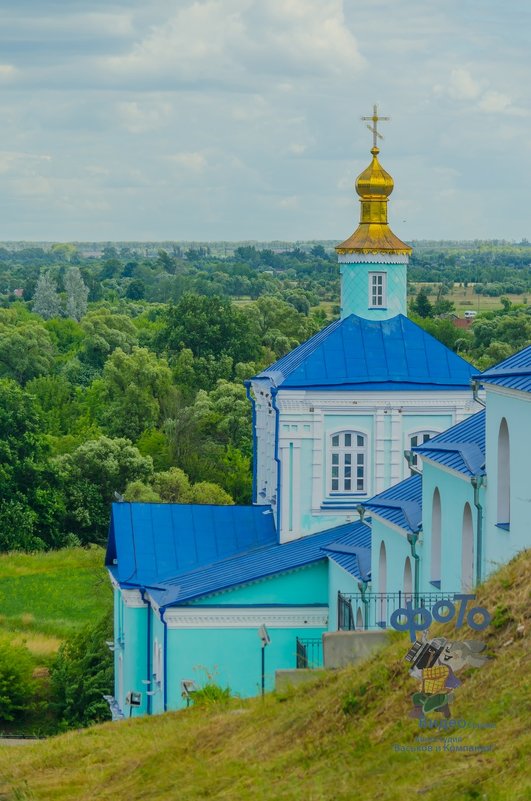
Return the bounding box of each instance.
[484,388,531,574]
[191,561,329,606]
[164,623,326,710]
[340,262,407,319]
[327,559,360,632]
[114,590,149,717]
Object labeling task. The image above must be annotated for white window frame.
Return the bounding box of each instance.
[368,272,387,308]
[328,430,368,495]
[408,430,438,469]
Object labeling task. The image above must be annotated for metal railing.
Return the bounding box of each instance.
[337,591,461,631]
[296,637,323,669]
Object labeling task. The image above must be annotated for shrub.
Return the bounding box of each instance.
[0,639,36,723]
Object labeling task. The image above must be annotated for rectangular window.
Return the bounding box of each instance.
[369,272,387,308]
[329,431,367,495]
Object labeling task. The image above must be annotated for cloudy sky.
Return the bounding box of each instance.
[0,0,529,242]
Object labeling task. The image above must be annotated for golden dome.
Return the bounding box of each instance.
[336,145,411,256]
[355,147,394,199]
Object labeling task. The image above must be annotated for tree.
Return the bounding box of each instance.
[186,481,234,505]
[80,310,138,369]
[58,437,153,543]
[0,324,55,383]
[0,379,64,551]
[123,480,161,502]
[152,467,191,502]
[64,267,89,321]
[51,612,113,729]
[32,270,62,319]
[88,347,176,441]
[0,638,35,723]
[412,288,433,318]
[126,279,145,300]
[158,294,260,365]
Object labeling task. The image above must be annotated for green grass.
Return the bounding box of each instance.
[412,283,528,315]
[0,547,110,659]
[0,551,528,800]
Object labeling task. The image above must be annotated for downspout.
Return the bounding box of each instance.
[143,591,152,716]
[407,528,421,602]
[357,579,369,630]
[471,379,486,408]
[271,386,282,540]
[471,475,485,584]
[404,450,422,476]
[245,381,257,503]
[161,609,168,712]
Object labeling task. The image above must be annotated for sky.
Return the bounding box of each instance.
[0,0,529,242]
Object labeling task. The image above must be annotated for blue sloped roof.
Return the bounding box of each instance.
[474,344,531,394]
[105,503,277,586]
[413,410,486,477]
[361,474,423,533]
[320,524,372,580]
[145,520,371,608]
[254,314,475,390]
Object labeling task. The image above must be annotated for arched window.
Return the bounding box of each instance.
[403,557,413,599]
[329,431,367,493]
[461,503,474,591]
[497,418,510,525]
[409,430,438,469]
[431,488,442,584]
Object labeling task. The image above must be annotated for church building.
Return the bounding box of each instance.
[106,111,495,717]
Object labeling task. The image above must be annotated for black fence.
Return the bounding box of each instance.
[337,591,461,631]
[296,637,323,669]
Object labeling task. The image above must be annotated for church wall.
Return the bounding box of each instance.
[116,589,149,717]
[419,461,479,594]
[189,561,329,606]
[484,387,531,573]
[163,622,327,710]
[340,262,407,319]
[369,516,411,606]
[327,560,360,632]
[274,389,478,542]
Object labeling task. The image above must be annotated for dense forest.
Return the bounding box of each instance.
[0,240,530,552]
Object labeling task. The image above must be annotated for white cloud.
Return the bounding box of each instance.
[0,64,17,80]
[448,68,481,100]
[169,152,208,171]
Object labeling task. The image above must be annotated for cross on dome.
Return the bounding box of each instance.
[361,104,390,151]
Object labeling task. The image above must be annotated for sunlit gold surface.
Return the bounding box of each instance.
[336,120,412,256]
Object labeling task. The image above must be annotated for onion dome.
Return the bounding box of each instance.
[336,145,411,256]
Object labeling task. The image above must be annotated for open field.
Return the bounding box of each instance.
[0,550,528,801]
[412,283,528,315]
[0,547,110,660]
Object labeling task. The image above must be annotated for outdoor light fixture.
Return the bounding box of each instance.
[181,679,197,708]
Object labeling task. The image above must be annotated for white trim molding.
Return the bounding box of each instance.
[337,253,409,265]
[162,606,329,630]
[121,589,148,608]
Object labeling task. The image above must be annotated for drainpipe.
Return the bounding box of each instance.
[161,609,168,712]
[270,386,282,539]
[407,529,421,602]
[357,579,369,630]
[471,379,486,408]
[471,475,485,584]
[404,450,422,476]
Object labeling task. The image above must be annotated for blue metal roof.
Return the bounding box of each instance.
[474,344,531,394]
[321,524,372,580]
[361,474,423,533]
[413,410,486,477]
[105,503,277,586]
[144,520,371,608]
[254,314,475,391]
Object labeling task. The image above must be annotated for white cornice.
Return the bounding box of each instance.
[122,589,148,608]
[338,254,409,264]
[485,383,531,402]
[162,606,329,630]
[418,455,473,483]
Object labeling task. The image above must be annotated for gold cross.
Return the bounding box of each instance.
[361,104,390,149]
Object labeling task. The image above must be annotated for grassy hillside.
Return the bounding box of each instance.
[0,551,529,801]
[0,547,110,660]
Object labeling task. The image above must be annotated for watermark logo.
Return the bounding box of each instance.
[394,596,490,721]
